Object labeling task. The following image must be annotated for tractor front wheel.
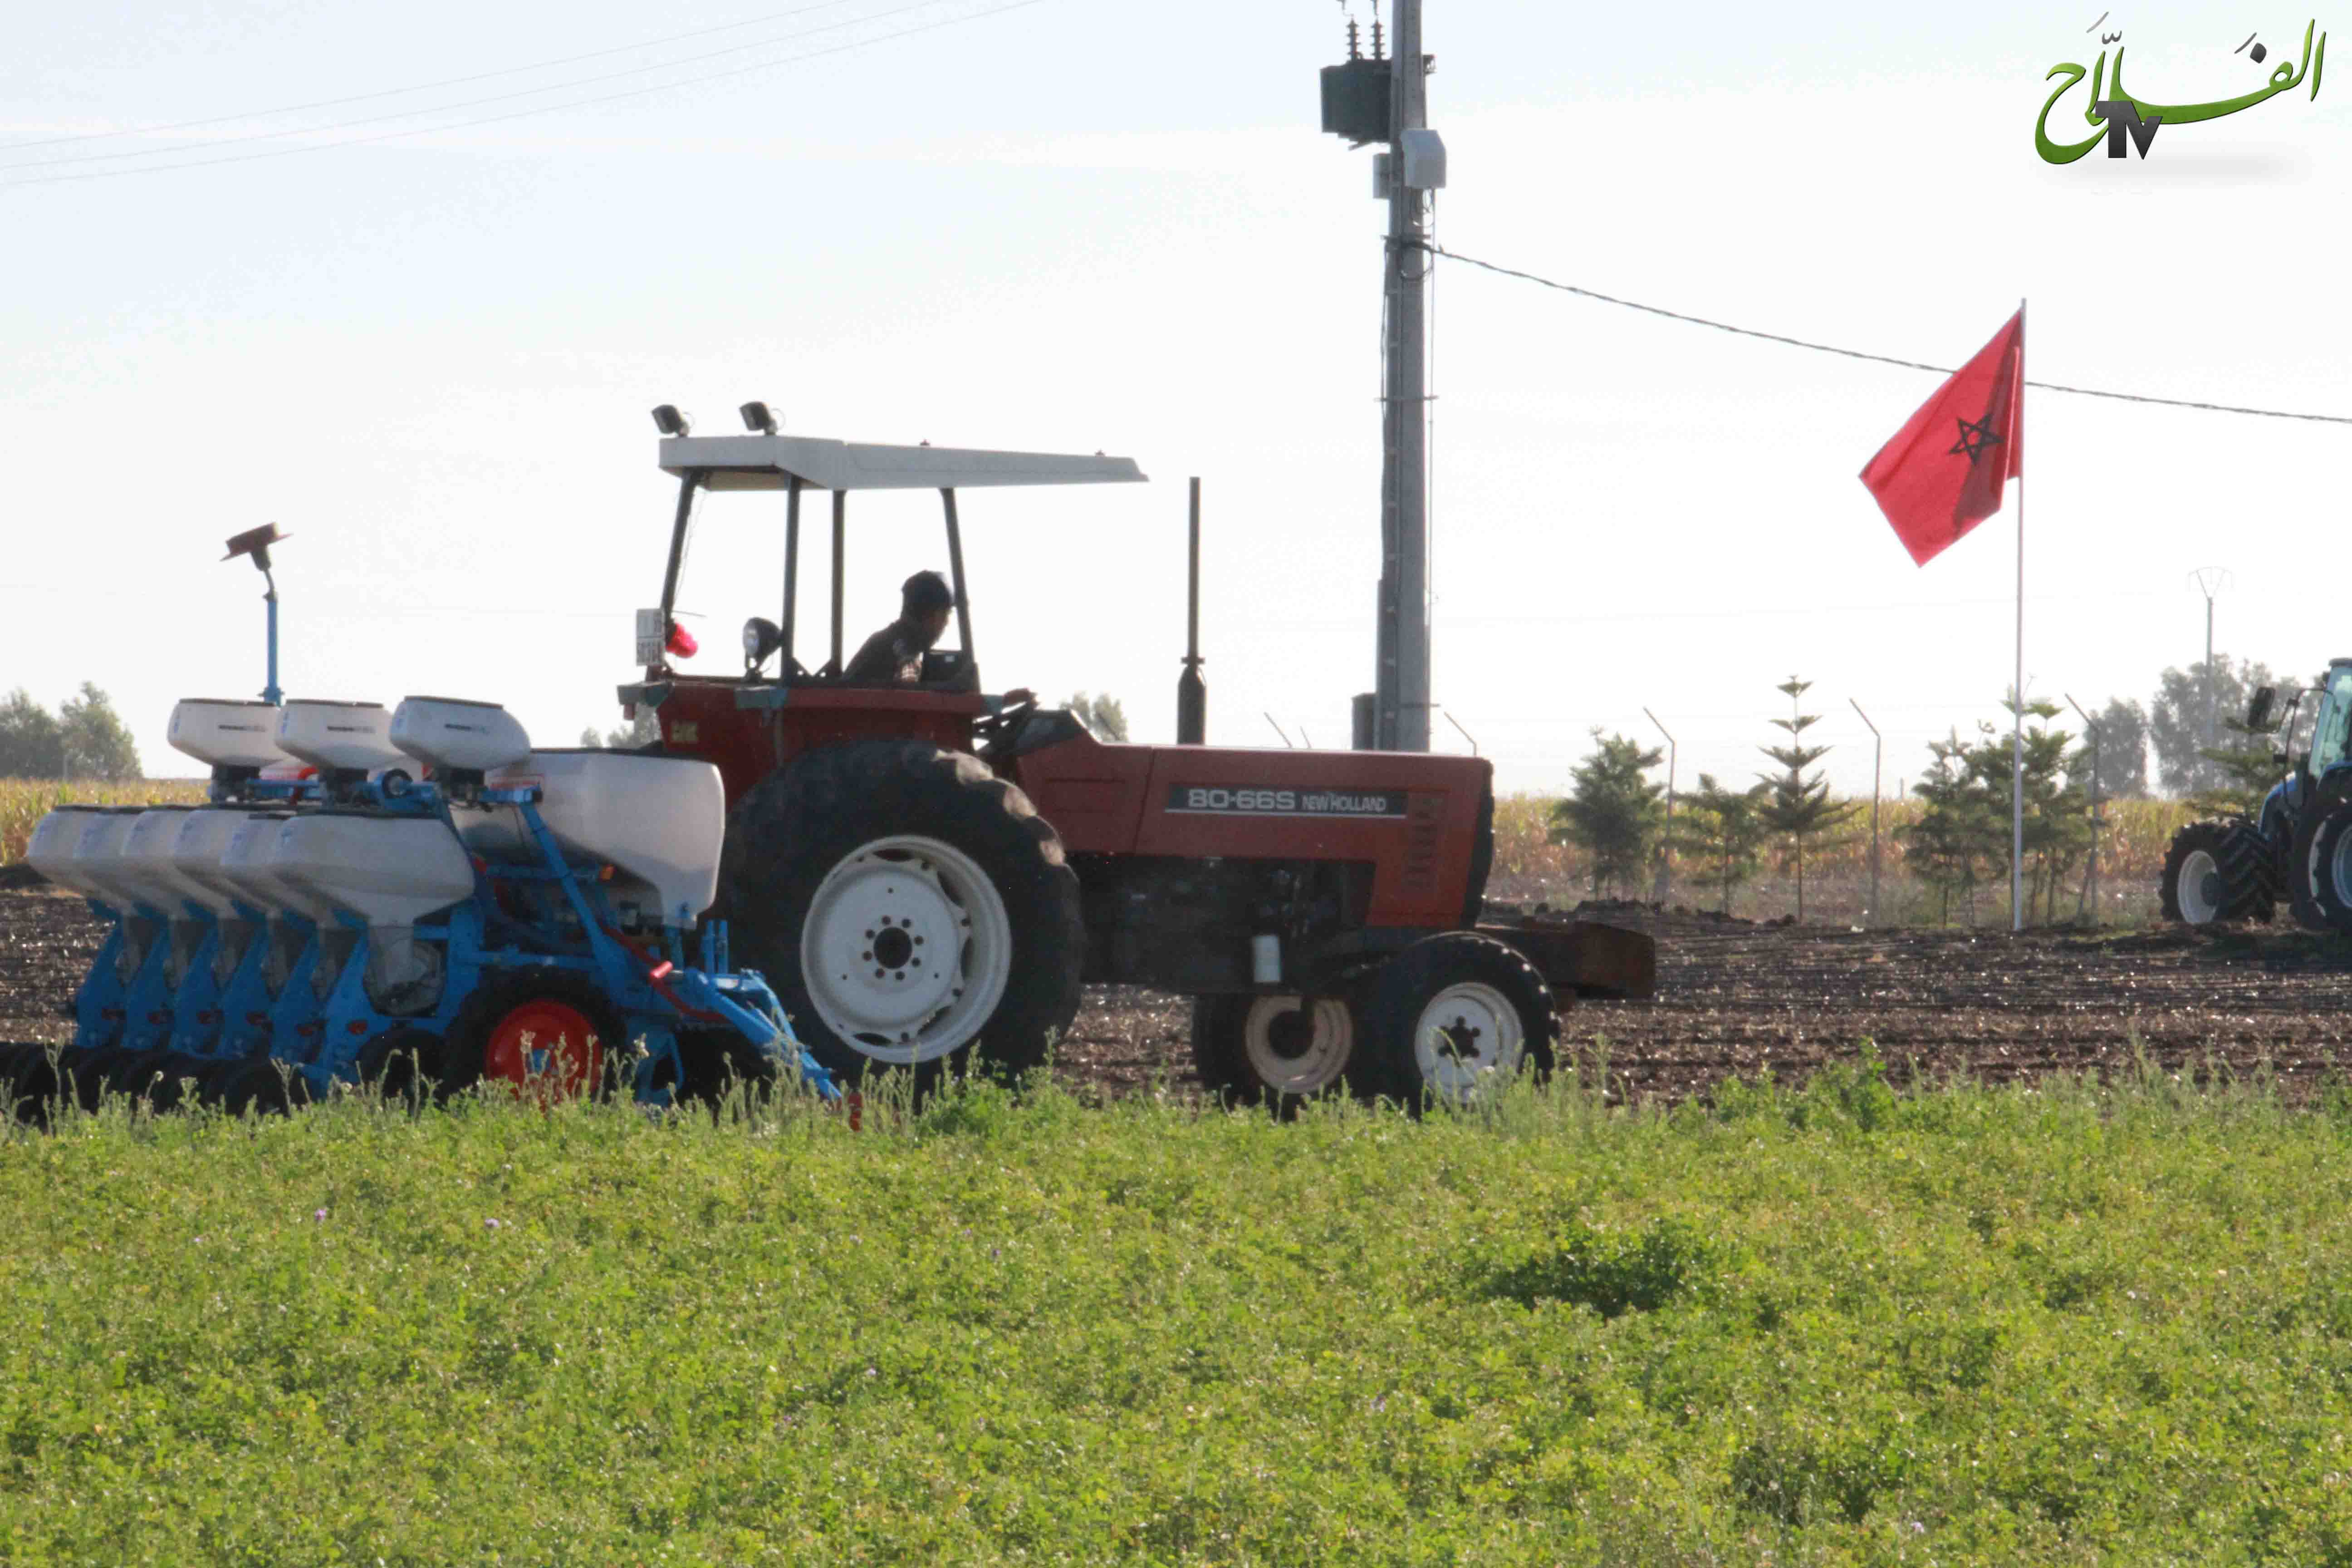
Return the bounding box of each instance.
[1352,933,1559,1112]
[721,741,1082,1090]
[2293,797,2352,934]
[2160,820,2272,926]
[1191,993,1358,1113]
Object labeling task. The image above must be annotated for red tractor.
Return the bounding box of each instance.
[619,410,1653,1107]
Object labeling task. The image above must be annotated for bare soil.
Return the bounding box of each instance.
[8,892,2351,1104]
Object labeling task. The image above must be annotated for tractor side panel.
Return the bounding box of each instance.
[644,680,982,809]
[644,681,778,805]
[1017,740,1491,929]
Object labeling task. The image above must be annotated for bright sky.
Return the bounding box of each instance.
[4,0,2345,798]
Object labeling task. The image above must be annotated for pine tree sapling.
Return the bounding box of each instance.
[1549,730,1665,900]
[1755,676,1860,923]
[1671,774,1771,916]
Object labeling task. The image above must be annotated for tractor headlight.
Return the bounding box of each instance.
[743,617,782,666]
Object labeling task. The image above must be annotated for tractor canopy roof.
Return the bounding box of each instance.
[661,434,1146,494]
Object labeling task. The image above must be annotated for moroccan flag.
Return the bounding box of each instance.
[1859,311,2025,566]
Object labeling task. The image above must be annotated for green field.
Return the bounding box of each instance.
[5,1065,2350,1565]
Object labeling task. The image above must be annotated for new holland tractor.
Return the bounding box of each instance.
[623,407,1654,1109]
[2161,658,2352,928]
[3,688,839,1120]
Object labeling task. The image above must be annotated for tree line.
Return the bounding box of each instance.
[0,686,142,782]
[1549,657,2296,926]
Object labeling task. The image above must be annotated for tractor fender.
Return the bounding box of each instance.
[2259,780,2296,848]
[1473,918,1657,1002]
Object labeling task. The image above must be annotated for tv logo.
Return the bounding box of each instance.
[2092,100,2161,157]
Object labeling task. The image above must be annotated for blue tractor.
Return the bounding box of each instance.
[2160,659,2352,929]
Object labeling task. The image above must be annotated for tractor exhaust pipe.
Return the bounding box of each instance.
[1176,476,1207,745]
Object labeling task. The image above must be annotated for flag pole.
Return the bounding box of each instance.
[2012,297,2028,933]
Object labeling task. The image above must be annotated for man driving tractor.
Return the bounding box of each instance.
[844,569,1030,706]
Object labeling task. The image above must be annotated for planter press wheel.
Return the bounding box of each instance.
[443,977,624,1104]
[358,1027,447,1111]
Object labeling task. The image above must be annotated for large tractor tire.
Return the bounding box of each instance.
[2160,820,2274,926]
[1350,932,1560,1112]
[721,740,1083,1089]
[1191,992,1360,1114]
[2291,797,2352,934]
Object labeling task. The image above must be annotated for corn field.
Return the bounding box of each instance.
[0,778,2201,928]
[0,779,210,867]
[1494,793,2200,927]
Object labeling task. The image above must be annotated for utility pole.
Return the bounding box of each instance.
[1376,0,1432,751]
[2189,568,2233,761]
[1643,707,1676,906]
[1323,2,1443,752]
[1850,699,1882,925]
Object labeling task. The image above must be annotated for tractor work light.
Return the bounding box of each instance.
[739,401,777,436]
[651,404,690,437]
[742,617,782,666]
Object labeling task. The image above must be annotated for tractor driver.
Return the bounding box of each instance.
[844,570,1032,707]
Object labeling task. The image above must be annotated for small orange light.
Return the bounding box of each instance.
[598,864,615,881]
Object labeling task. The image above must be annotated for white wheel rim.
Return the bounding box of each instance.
[2177,849,2222,924]
[1240,996,1353,1096]
[799,834,1014,1066]
[2332,830,2352,909]
[1412,981,1525,1107]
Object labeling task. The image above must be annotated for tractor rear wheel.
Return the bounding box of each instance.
[721,740,1083,1089]
[2161,820,2272,925]
[1191,993,1359,1113]
[1352,933,1559,1112]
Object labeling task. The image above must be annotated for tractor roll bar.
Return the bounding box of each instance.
[652,431,1144,683]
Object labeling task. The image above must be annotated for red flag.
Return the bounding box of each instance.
[1859,311,2025,567]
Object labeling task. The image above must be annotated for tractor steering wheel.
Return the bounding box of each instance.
[973,691,1039,756]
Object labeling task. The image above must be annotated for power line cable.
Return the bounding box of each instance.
[0,0,873,154]
[0,0,1043,190]
[2,0,984,174]
[1425,242,2352,428]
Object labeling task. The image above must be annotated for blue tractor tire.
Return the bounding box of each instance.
[2291,795,2352,935]
[2160,820,2273,926]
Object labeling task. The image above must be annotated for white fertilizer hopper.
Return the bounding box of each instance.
[169,699,292,775]
[476,750,728,926]
[389,696,533,779]
[276,701,402,779]
[273,812,476,929]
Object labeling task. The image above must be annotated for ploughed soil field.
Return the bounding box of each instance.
[8,889,2352,1103]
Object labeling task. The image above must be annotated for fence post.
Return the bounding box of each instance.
[1850,699,1882,926]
